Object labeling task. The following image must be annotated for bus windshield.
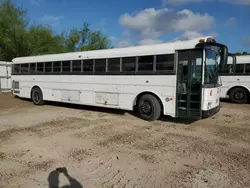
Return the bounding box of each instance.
[204,46,221,85]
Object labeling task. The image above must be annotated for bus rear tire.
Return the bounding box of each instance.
[229,87,248,104]
[138,94,161,121]
[31,87,45,105]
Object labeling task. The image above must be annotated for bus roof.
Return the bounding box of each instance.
[12,36,214,64]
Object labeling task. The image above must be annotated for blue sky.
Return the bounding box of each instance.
[12,0,250,52]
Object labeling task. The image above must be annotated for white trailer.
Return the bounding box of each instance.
[0,61,12,92]
[11,36,229,121]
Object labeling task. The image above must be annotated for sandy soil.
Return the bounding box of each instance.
[0,93,250,188]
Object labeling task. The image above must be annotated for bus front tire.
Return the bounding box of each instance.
[138,94,161,121]
[229,87,248,104]
[31,87,45,105]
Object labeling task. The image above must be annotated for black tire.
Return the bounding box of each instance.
[229,87,248,104]
[138,94,161,121]
[31,87,45,105]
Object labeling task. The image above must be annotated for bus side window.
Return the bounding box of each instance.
[235,64,244,74]
[37,62,44,73]
[156,54,174,72]
[95,59,106,72]
[45,62,52,73]
[20,64,29,73]
[83,60,93,72]
[122,57,136,72]
[138,55,154,72]
[13,64,20,74]
[246,64,250,74]
[108,58,120,72]
[72,60,81,72]
[53,61,61,72]
[30,63,36,73]
[62,61,70,72]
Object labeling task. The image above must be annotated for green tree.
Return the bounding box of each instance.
[27,25,65,55]
[0,0,28,61]
[64,23,112,52]
[0,0,112,61]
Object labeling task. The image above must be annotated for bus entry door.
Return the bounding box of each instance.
[176,49,203,118]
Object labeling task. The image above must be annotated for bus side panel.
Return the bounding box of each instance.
[220,75,250,98]
[12,75,177,117]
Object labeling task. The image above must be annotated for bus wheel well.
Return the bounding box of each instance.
[227,86,250,96]
[30,86,42,98]
[134,92,164,113]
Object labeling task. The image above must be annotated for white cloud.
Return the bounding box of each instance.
[117,40,132,48]
[174,31,203,41]
[30,0,43,6]
[139,39,163,45]
[119,8,214,41]
[225,17,236,26]
[40,15,64,27]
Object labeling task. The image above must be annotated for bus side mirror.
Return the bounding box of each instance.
[219,47,228,73]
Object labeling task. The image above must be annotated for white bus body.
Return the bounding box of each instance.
[11,37,228,121]
[220,55,250,104]
[0,61,12,92]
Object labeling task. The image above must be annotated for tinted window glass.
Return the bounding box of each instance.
[245,64,250,73]
[53,61,61,72]
[30,63,36,73]
[45,62,52,72]
[83,60,93,72]
[13,64,20,73]
[122,57,136,72]
[37,62,44,72]
[95,59,106,72]
[21,64,29,73]
[62,61,71,72]
[108,58,120,72]
[235,64,244,74]
[72,60,81,72]
[156,54,174,71]
[138,56,154,71]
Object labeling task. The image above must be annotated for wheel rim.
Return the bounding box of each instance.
[33,91,40,103]
[234,92,244,100]
[140,100,152,116]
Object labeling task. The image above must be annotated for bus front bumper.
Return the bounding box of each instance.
[202,105,220,118]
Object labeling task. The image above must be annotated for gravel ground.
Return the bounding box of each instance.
[0,93,250,188]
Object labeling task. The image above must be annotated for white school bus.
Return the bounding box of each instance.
[220,54,250,104]
[11,36,228,121]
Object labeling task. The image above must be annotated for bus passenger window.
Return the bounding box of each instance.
[235,64,244,74]
[72,60,81,72]
[246,64,250,74]
[37,62,44,73]
[156,54,174,71]
[138,56,154,71]
[13,64,20,74]
[45,62,52,72]
[83,60,93,72]
[108,58,120,72]
[20,64,29,73]
[62,61,71,72]
[95,59,106,72]
[53,61,61,72]
[30,63,36,73]
[122,57,136,72]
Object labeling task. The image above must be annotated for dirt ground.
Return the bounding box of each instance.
[0,93,250,188]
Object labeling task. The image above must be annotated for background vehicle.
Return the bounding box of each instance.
[11,36,228,121]
[220,54,250,104]
[0,61,11,92]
